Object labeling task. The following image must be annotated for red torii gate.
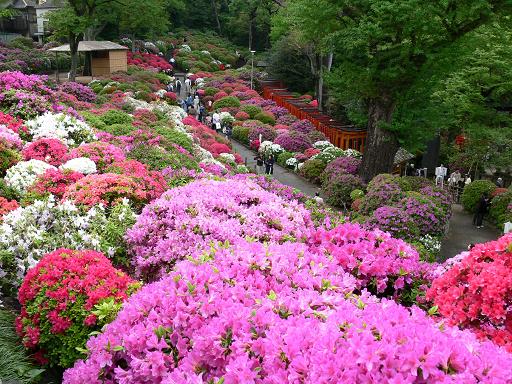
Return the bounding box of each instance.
[259,80,367,153]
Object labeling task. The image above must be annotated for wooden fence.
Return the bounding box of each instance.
[259,79,368,153]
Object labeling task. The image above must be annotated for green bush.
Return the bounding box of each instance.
[128,145,198,171]
[299,159,326,184]
[155,127,194,154]
[212,96,241,110]
[100,110,133,126]
[205,87,221,96]
[241,105,262,119]
[232,126,250,145]
[0,144,21,176]
[322,173,364,209]
[277,151,294,167]
[489,191,512,229]
[254,112,276,126]
[461,180,496,213]
[81,111,107,130]
[102,123,136,136]
[8,37,34,50]
[0,310,44,384]
[350,189,365,201]
[0,179,19,201]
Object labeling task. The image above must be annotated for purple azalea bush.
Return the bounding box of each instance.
[274,131,312,152]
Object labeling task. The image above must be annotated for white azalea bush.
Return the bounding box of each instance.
[26,112,95,147]
[344,148,363,158]
[311,145,345,164]
[0,197,137,292]
[259,141,284,157]
[313,141,333,151]
[218,153,236,164]
[5,159,56,195]
[60,157,97,175]
[286,157,299,169]
[219,112,235,125]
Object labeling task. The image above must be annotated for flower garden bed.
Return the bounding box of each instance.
[0,47,510,383]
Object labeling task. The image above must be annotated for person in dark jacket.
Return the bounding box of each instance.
[265,155,275,175]
[254,154,264,174]
[473,193,490,228]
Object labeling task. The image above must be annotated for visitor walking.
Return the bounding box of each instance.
[188,105,197,117]
[314,192,324,205]
[205,113,212,127]
[212,110,221,132]
[473,192,490,229]
[254,154,264,174]
[175,79,182,95]
[265,155,275,175]
[198,104,206,123]
[193,95,200,111]
[185,77,192,96]
[180,99,187,112]
[496,177,504,188]
[166,82,174,92]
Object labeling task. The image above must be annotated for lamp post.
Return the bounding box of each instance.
[250,50,256,90]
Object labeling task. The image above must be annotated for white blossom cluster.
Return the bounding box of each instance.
[310,146,345,164]
[259,141,284,157]
[180,44,192,52]
[26,112,95,147]
[313,141,334,151]
[5,159,55,195]
[0,197,136,288]
[218,152,236,163]
[60,157,97,175]
[286,157,299,168]
[419,234,442,256]
[219,112,235,124]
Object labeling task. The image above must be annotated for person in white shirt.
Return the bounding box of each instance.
[193,95,200,111]
[313,192,324,205]
[184,78,192,96]
[212,111,221,132]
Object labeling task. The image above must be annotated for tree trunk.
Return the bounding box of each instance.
[211,0,222,34]
[359,97,399,183]
[69,34,80,82]
[318,54,324,111]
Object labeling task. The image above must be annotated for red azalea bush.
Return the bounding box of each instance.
[66,142,126,172]
[127,52,172,72]
[427,233,512,351]
[0,111,28,135]
[28,168,84,200]
[63,172,161,209]
[0,196,19,220]
[213,91,228,101]
[235,111,250,121]
[209,142,232,157]
[492,188,509,198]
[16,248,138,367]
[22,138,68,166]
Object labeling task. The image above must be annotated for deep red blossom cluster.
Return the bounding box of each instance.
[22,138,68,166]
[127,52,172,72]
[29,168,84,200]
[428,233,512,351]
[16,248,138,367]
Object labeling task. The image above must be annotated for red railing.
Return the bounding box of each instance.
[258,79,367,153]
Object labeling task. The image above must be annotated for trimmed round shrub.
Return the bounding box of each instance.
[235,111,250,121]
[308,129,327,143]
[254,111,276,126]
[277,151,294,167]
[126,178,313,280]
[428,234,512,351]
[128,145,198,171]
[154,127,194,154]
[101,123,136,137]
[0,142,21,176]
[212,96,241,110]
[204,87,220,96]
[290,120,315,134]
[22,138,68,167]
[323,156,361,178]
[399,192,445,236]
[461,180,496,213]
[16,249,139,367]
[274,131,312,152]
[66,142,125,172]
[241,104,262,118]
[232,126,250,145]
[300,159,326,184]
[367,206,420,240]
[99,110,133,126]
[247,124,277,143]
[490,191,512,229]
[321,173,364,208]
[25,168,84,202]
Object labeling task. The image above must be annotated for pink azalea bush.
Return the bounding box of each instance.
[126,178,313,280]
[427,233,512,351]
[64,237,512,383]
[22,138,68,166]
[28,168,84,200]
[66,142,126,172]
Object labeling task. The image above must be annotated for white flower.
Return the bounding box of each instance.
[219,112,234,124]
[5,160,56,195]
[199,158,226,169]
[180,44,191,52]
[155,89,167,98]
[286,158,299,167]
[343,149,363,158]
[26,112,95,147]
[313,141,333,151]
[60,157,97,174]
[219,153,236,163]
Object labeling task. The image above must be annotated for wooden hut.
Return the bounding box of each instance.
[49,41,128,77]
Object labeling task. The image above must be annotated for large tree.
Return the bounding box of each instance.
[274,0,512,181]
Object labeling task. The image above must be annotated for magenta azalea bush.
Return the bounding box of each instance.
[274,131,312,152]
[126,178,313,280]
[64,236,512,383]
[323,156,361,177]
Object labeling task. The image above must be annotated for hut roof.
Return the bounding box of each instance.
[49,41,128,52]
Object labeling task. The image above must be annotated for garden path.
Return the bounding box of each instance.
[230,140,319,197]
[439,204,500,261]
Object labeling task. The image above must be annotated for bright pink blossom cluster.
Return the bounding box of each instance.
[16,248,137,367]
[29,168,84,200]
[427,233,512,351]
[127,52,172,72]
[0,196,19,220]
[64,238,512,383]
[22,138,68,166]
[126,178,313,280]
[66,142,126,172]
